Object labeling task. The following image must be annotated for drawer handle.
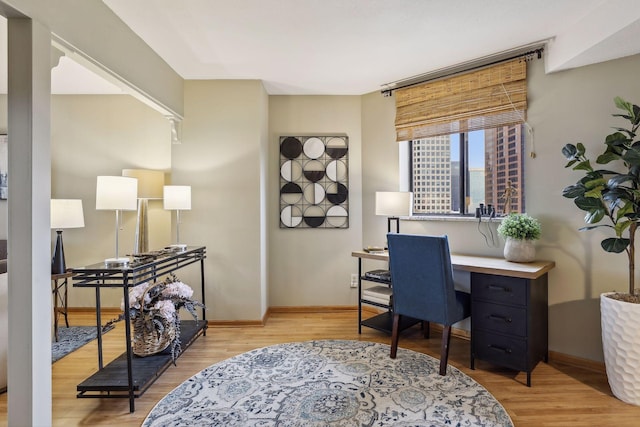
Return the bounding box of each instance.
[487,284,512,293]
[488,344,512,354]
[488,314,512,323]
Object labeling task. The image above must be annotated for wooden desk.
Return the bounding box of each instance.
[352,250,555,386]
[352,250,554,279]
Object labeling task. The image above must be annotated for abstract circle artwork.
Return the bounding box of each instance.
[279,135,349,228]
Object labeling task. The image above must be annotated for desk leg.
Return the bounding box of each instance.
[53,279,60,342]
[200,257,207,336]
[357,258,362,334]
[62,277,69,328]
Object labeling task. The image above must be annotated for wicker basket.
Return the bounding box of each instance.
[131,283,177,357]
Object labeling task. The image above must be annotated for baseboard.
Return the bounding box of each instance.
[270,305,356,313]
[207,319,266,327]
[548,350,606,374]
[207,306,356,327]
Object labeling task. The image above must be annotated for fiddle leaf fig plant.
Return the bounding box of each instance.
[561,96,640,298]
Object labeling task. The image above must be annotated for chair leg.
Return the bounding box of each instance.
[439,325,452,375]
[422,321,430,339]
[390,313,401,359]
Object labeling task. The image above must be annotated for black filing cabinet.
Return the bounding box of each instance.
[470,272,548,386]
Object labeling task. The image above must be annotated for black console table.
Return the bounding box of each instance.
[71,246,207,412]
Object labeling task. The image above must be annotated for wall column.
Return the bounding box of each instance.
[7,17,52,426]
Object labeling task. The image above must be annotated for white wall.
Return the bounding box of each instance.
[174,80,268,321]
[51,95,171,307]
[268,96,363,307]
[361,54,640,362]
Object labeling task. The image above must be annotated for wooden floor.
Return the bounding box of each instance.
[1,309,639,426]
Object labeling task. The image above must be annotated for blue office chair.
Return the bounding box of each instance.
[387,233,471,375]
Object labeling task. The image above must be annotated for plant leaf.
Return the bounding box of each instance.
[561,144,577,160]
[574,196,604,211]
[573,160,592,171]
[579,224,614,231]
[597,151,622,164]
[602,237,630,253]
[574,197,604,211]
[605,131,630,146]
[615,96,633,114]
[585,209,605,223]
[622,147,640,165]
[562,184,585,199]
[608,174,634,187]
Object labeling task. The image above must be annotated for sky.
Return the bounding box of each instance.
[450,130,484,168]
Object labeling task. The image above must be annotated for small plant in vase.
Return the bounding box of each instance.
[497,213,542,262]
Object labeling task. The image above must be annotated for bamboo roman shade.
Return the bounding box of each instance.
[394,59,527,141]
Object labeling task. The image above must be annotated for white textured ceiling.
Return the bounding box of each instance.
[2,0,640,95]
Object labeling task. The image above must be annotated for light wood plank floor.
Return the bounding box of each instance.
[1,309,639,426]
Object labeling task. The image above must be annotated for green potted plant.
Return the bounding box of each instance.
[561,96,640,405]
[497,213,541,262]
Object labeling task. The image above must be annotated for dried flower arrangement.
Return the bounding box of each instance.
[118,273,204,362]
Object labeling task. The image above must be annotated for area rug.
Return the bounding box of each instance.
[143,340,513,426]
[52,325,113,363]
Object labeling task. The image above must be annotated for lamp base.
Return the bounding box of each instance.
[104,257,130,268]
[51,230,66,275]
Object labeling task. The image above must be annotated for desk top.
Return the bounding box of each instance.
[351,250,555,280]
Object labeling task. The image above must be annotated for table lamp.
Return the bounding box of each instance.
[50,199,85,274]
[96,176,138,267]
[163,185,191,250]
[375,191,413,234]
[122,169,164,254]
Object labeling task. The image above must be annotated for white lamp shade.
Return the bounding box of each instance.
[163,185,191,210]
[51,199,85,229]
[375,191,413,217]
[96,176,138,210]
[122,169,164,199]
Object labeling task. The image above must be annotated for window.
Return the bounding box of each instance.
[409,124,525,216]
[393,58,531,217]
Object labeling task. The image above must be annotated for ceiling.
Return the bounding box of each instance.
[2,0,640,95]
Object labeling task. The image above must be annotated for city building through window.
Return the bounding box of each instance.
[409,124,525,216]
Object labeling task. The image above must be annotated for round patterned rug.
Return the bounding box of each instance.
[143,340,513,426]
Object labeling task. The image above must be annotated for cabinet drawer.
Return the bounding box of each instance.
[471,274,528,306]
[472,301,527,337]
[473,330,527,371]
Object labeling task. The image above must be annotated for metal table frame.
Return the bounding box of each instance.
[71,246,207,412]
[51,271,74,342]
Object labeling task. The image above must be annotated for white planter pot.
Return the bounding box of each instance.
[601,292,640,405]
[503,237,536,262]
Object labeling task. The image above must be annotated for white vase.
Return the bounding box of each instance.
[601,292,640,405]
[503,237,536,262]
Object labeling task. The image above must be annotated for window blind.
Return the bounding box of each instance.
[394,59,527,141]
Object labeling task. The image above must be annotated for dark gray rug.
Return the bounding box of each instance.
[144,340,513,426]
[52,325,114,363]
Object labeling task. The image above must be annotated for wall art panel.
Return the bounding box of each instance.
[279,135,348,228]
